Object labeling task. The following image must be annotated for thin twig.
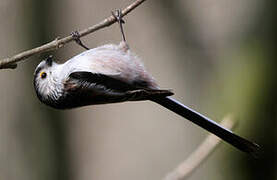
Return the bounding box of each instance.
[0,0,146,69]
[163,114,237,180]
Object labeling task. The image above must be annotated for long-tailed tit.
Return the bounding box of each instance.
[34,10,259,157]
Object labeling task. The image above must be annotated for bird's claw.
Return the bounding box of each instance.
[111,9,125,24]
[71,30,90,50]
[111,9,126,42]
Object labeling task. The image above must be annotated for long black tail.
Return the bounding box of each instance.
[151,97,260,157]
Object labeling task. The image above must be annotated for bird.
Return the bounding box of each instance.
[33,10,259,157]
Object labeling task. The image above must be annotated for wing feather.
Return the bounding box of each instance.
[59,71,173,109]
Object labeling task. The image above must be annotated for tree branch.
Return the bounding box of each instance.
[0,0,146,69]
[163,114,237,180]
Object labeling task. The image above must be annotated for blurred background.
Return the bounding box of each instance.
[0,0,275,179]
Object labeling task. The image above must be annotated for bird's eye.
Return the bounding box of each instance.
[40,72,47,79]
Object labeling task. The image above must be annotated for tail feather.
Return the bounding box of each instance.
[151,97,260,157]
[127,89,173,101]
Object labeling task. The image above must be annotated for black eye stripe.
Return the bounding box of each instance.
[34,67,42,77]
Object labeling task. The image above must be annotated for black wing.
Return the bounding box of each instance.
[68,71,139,91]
[58,71,172,109]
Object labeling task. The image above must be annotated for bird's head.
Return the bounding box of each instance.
[34,55,63,105]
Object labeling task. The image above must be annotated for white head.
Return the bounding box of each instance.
[34,56,63,106]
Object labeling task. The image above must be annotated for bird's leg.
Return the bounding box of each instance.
[111,9,126,42]
[71,31,90,50]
